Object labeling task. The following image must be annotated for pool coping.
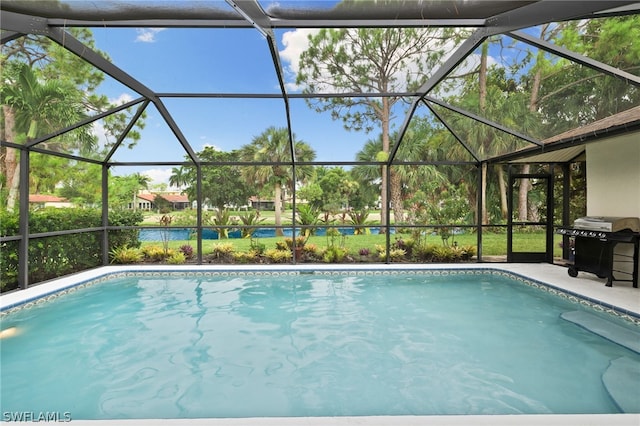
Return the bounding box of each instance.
[1,263,639,425]
[2,263,639,321]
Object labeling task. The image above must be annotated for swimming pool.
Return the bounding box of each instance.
[1,266,639,421]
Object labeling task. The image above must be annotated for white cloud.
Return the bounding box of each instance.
[135,28,166,43]
[279,29,320,91]
[110,93,134,105]
[279,28,473,94]
[280,28,319,74]
[199,142,222,151]
[92,121,111,149]
[143,168,175,188]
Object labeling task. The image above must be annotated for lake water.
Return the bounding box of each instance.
[138,227,385,241]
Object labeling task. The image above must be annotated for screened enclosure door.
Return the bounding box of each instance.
[507,172,554,263]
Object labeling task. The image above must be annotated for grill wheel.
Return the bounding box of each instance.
[568,266,578,278]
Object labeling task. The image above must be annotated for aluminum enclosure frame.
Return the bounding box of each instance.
[1,0,639,289]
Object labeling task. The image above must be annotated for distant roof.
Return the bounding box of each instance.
[161,193,189,203]
[137,193,189,203]
[505,105,640,163]
[29,194,69,203]
[543,105,640,145]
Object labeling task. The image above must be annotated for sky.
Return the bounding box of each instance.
[17,2,630,190]
[80,2,544,189]
[87,3,379,188]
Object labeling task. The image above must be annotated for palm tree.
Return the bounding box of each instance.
[239,127,315,236]
[352,137,383,190]
[1,64,87,211]
[352,137,383,214]
[169,166,189,190]
[354,131,445,227]
[131,172,151,211]
[390,125,447,224]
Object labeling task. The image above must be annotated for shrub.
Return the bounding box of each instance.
[211,242,234,259]
[348,209,372,235]
[0,211,19,235]
[1,208,143,291]
[232,250,259,263]
[322,246,348,263]
[0,211,19,290]
[238,211,265,238]
[284,235,308,249]
[450,246,464,261]
[250,239,266,254]
[210,208,236,239]
[460,245,476,260]
[303,243,318,255]
[110,246,143,264]
[179,244,194,259]
[392,237,407,250]
[108,209,144,249]
[413,244,436,262]
[389,248,407,261]
[393,237,415,256]
[431,246,454,262]
[29,209,103,275]
[275,240,289,251]
[295,204,320,236]
[0,240,18,291]
[167,251,186,265]
[326,228,342,237]
[374,244,392,260]
[264,248,292,263]
[359,247,370,256]
[142,245,167,261]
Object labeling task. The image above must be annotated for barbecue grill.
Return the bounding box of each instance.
[556,217,640,287]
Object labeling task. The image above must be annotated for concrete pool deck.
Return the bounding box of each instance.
[1,263,639,425]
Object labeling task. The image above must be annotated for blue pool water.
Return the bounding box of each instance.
[1,271,638,419]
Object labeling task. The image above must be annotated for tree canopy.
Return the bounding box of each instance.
[170,146,252,210]
[1,13,636,231]
[296,26,459,227]
[239,126,316,235]
[1,27,144,211]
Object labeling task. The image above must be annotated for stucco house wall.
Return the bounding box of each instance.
[586,133,640,275]
[586,133,640,218]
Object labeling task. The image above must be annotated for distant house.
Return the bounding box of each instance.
[29,194,72,208]
[160,193,191,210]
[130,192,154,211]
[129,192,190,211]
[249,196,275,211]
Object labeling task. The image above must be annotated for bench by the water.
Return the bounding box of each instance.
[561,310,640,413]
[560,310,640,354]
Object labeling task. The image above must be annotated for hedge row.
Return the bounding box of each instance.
[0,208,143,292]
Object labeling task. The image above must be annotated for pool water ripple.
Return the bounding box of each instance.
[1,272,639,419]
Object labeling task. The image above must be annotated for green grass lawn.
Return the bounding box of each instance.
[140,230,562,258]
[139,209,564,259]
